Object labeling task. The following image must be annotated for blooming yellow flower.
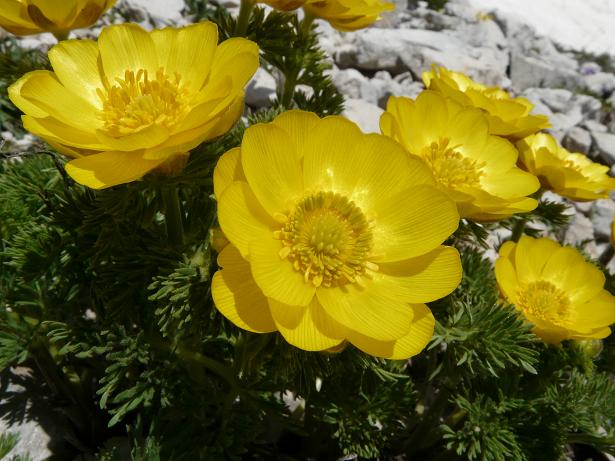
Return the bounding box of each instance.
[0,0,116,37]
[516,133,615,201]
[303,0,395,31]
[212,110,462,359]
[380,91,540,221]
[9,22,259,189]
[423,67,550,140]
[495,236,615,344]
[260,0,307,11]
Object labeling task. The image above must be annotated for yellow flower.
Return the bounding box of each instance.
[517,133,615,202]
[380,91,540,221]
[212,110,462,359]
[495,236,615,344]
[423,67,550,140]
[260,0,307,11]
[0,0,116,37]
[303,0,395,31]
[9,22,259,189]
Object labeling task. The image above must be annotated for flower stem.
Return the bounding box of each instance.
[162,186,184,246]
[281,71,298,108]
[52,30,70,42]
[234,0,255,37]
[510,219,526,242]
[301,12,315,35]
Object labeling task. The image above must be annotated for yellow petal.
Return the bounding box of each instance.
[377,246,462,303]
[316,277,414,341]
[372,184,459,261]
[573,290,615,331]
[151,22,218,93]
[249,236,316,307]
[303,117,435,214]
[211,244,276,333]
[348,304,435,359]
[241,123,304,215]
[65,150,165,189]
[515,236,560,283]
[494,256,519,304]
[95,124,170,151]
[269,297,345,351]
[17,70,102,131]
[9,72,52,118]
[22,115,104,151]
[214,147,245,199]
[271,110,320,160]
[209,37,259,93]
[217,181,276,259]
[47,38,103,109]
[98,23,158,82]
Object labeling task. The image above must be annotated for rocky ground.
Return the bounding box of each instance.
[2,0,615,459]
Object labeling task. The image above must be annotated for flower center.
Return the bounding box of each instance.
[97,68,190,136]
[421,138,484,190]
[516,280,571,327]
[274,191,376,288]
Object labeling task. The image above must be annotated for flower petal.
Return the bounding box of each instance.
[372,184,459,262]
[316,277,414,341]
[48,39,104,110]
[214,147,245,198]
[271,110,320,160]
[348,304,435,359]
[151,22,218,93]
[304,117,435,214]
[249,236,316,307]
[217,181,276,259]
[377,246,462,302]
[212,244,276,333]
[241,123,304,214]
[269,297,345,351]
[98,23,158,81]
[65,150,165,189]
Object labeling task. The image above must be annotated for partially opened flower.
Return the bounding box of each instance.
[9,22,259,189]
[423,67,550,140]
[380,91,540,221]
[495,236,615,344]
[212,110,462,359]
[517,133,615,201]
[260,0,307,10]
[0,0,116,38]
[303,0,395,31]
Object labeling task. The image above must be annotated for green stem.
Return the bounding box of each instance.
[52,30,70,42]
[300,12,315,35]
[281,70,298,108]
[510,220,526,242]
[162,186,184,246]
[234,0,255,37]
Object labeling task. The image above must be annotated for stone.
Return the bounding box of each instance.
[590,199,615,240]
[245,68,277,108]
[342,98,384,134]
[510,53,582,90]
[583,72,615,98]
[332,68,380,104]
[591,131,615,165]
[522,89,601,132]
[342,28,508,86]
[563,127,592,154]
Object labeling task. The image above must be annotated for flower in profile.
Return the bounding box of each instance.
[495,236,615,344]
[9,22,259,189]
[423,66,550,140]
[303,0,395,31]
[380,91,540,221]
[517,133,615,201]
[0,0,116,38]
[260,0,307,10]
[212,110,462,359]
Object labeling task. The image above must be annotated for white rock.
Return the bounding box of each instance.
[245,68,277,108]
[591,131,615,165]
[590,199,615,240]
[562,127,592,154]
[583,72,615,98]
[510,52,581,91]
[332,68,380,104]
[128,0,184,22]
[342,99,384,134]
[564,212,601,259]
